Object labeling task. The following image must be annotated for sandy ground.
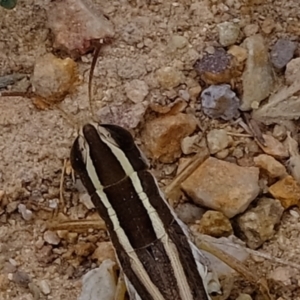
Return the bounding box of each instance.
[0,0,300,299]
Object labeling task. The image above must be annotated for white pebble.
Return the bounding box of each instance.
[18,204,33,221]
[39,279,51,295]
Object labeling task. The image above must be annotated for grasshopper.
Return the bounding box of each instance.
[69,43,221,300]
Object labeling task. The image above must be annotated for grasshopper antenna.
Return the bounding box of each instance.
[88,40,103,121]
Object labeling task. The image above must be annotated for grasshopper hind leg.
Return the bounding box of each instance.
[114,272,130,300]
[122,276,142,300]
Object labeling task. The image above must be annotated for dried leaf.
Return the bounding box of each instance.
[253,80,300,125]
[286,132,300,184]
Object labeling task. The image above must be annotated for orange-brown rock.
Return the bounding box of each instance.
[254,154,287,178]
[142,113,197,163]
[181,157,260,218]
[31,53,78,102]
[92,242,116,264]
[269,176,300,209]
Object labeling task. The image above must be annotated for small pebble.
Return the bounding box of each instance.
[194,48,237,85]
[270,39,297,70]
[237,198,284,249]
[92,242,116,264]
[269,175,300,209]
[0,73,25,89]
[227,45,247,64]
[3,262,17,274]
[243,24,259,37]
[181,135,201,155]
[197,210,233,237]
[125,79,149,103]
[156,66,183,89]
[28,282,41,300]
[188,85,202,101]
[268,267,294,285]
[18,204,33,221]
[12,270,31,287]
[215,148,230,159]
[35,237,45,249]
[217,21,240,47]
[168,35,188,51]
[285,57,300,85]
[207,129,231,154]
[174,203,205,224]
[254,154,287,178]
[181,157,260,218]
[8,258,17,267]
[178,89,190,101]
[39,279,51,295]
[43,230,61,245]
[31,53,78,102]
[261,17,275,34]
[6,201,19,214]
[289,209,300,218]
[236,294,252,300]
[273,124,287,141]
[0,274,9,291]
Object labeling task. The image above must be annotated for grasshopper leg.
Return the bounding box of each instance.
[114,272,128,300]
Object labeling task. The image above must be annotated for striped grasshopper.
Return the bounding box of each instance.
[68,43,221,300]
[0,43,274,299]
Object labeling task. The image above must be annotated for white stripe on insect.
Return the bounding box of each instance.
[94,126,198,299]
[83,133,166,300]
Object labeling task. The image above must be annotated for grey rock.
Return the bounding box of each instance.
[241,34,274,111]
[201,84,240,120]
[270,39,297,70]
[236,197,284,249]
[12,270,31,287]
[0,73,26,89]
[174,203,205,224]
